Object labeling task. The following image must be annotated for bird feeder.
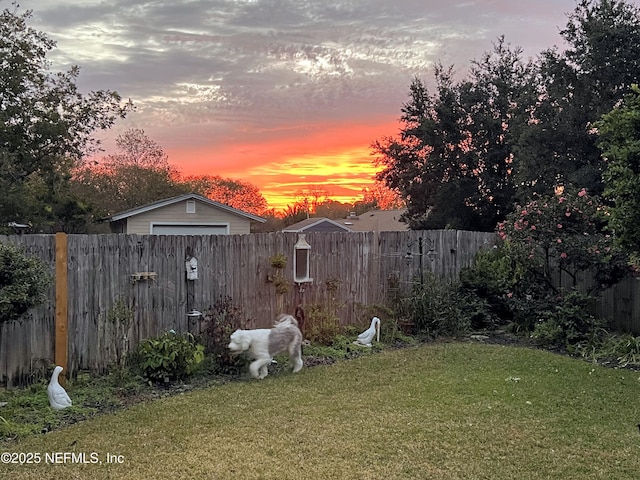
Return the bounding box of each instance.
[293,234,313,283]
[185,255,198,281]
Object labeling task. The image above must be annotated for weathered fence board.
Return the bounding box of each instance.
[1,229,638,387]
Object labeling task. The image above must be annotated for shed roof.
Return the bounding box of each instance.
[282,217,353,233]
[106,193,266,223]
[336,209,408,232]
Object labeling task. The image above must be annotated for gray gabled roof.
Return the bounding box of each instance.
[282,217,352,233]
[336,209,408,232]
[107,193,266,223]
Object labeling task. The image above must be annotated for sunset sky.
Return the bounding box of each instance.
[14,0,606,211]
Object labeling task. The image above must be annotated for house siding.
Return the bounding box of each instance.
[125,199,251,234]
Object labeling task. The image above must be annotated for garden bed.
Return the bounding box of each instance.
[1,329,638,445]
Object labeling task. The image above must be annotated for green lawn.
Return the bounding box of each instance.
[2,342,640,479]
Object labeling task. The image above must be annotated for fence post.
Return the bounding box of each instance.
[55,232,68,381]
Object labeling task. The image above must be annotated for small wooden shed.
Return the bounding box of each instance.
[107,193,265,235]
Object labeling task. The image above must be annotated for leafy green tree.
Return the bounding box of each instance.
[374,39,532,230]
[25,162,99,233]
[0,242,51,323]
[457,38,532,225]
[0,5,132,231]
[596,85,640,263]
[514,0,640,200]
[374,69,479,230]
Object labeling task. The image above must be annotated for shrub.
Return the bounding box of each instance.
[135,331,204,383]
[602,334,640,367]
[0,242,51,323]
[498,187,628,292]
[495,188,629,342]
[459,245,523,328]
[269,253,287,269]
[614,335,640,366]
[529,290,606,349]
[201,296,246,374]
[304,277,345,345]
[304,303,341,345]
[397,270,471,338]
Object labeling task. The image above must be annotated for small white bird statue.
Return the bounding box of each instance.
[48,366,72,410]
[354,317,381,347]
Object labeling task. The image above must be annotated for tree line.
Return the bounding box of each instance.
[374,0,640,240]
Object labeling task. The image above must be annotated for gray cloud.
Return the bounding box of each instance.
[14,0,587,189]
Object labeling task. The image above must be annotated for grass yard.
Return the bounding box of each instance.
[1,342,640,479]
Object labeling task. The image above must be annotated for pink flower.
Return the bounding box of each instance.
[557,238,562,243]
[560,252,567,259]
[578,188,587,197]
[557,224,563,229]
[507,292,513,298]
[531,225,536,230]
[565,211,571,217]
[521,209,528,216]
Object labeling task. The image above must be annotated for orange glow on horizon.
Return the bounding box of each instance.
[167,119,399,212]
[246,146,381,211]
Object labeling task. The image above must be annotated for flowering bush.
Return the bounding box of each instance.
[493,187,629,347]
[498,187,626,292]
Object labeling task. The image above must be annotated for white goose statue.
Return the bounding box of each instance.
[48,366,72,410]
[354,317,381,347]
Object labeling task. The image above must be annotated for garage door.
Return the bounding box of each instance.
[151,224,229,235]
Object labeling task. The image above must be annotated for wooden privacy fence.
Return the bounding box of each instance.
[0,230,495,386]
[1,229,639,387]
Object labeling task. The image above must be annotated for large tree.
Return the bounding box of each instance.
[76,129,269,221]
[359,180,405,210]
[183,175,267,216]
[374,38,532,231]
[0,5,132,232]
[514,0,640,200]
[375,0,640,231]
[73,129,187,217]
[596,84,640,263]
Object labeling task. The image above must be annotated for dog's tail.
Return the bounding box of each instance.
[295,305,306,334]
[274,314,298,328]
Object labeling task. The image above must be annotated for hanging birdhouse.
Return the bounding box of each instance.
[293,234,313,283]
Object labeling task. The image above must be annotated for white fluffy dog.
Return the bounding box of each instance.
[227,314,303,379]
